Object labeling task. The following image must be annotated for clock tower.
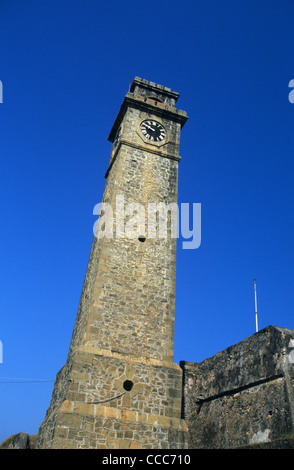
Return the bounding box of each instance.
[36,77,188,449]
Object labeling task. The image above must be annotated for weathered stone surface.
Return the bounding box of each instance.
[181,325,294,449]
[36,77,188,449]
[0,432,38,449]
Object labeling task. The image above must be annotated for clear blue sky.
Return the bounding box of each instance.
[0,0,293,442]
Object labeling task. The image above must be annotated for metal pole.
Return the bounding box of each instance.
[254,279,258,332]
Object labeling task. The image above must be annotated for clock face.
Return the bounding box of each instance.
[140,120,166,142]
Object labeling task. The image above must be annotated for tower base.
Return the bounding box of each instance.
[36,345,188,449]
[37,400,187,449]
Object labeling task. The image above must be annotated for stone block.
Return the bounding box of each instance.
[105,407,117,419]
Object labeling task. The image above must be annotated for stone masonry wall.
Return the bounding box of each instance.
[37,348,187,449]
[36,79,189,449]
[41,400,187,449]
[66,105,181,365]
[181,325,294,449]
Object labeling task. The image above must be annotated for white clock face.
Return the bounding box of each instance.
[140,120,166,142]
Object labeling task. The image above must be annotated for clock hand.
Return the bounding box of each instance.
[145,124,155,131]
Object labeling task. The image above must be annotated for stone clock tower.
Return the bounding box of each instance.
[36,77,188,449]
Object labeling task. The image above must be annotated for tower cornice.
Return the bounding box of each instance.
[108,93,188,143]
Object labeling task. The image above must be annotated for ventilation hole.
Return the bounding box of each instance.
[138,235,146,242]
[123,380,134,392]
